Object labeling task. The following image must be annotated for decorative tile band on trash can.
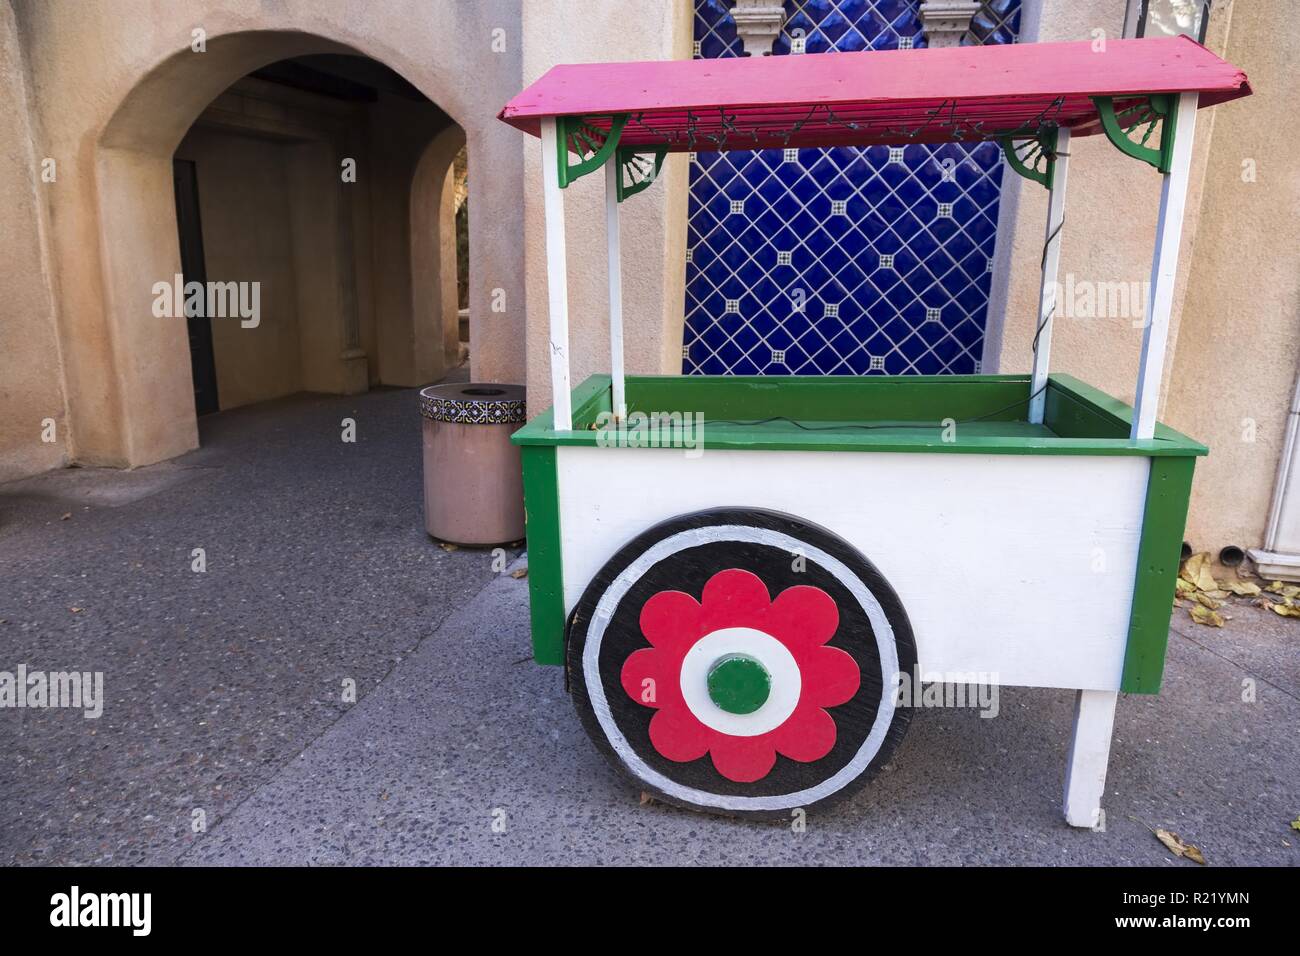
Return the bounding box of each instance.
[419,384,526,425]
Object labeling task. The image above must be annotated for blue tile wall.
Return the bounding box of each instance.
[684,0,1022,376]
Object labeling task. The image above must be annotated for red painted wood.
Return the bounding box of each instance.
[500,36,1250,151]
[620,569,860,784]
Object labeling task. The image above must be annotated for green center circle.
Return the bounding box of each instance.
[706,654,772,715]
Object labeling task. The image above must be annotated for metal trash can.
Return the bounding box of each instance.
[419,383,526,546]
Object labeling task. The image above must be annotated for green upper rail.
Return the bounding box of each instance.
[512,373,1206,458]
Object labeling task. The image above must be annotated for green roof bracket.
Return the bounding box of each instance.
[1092,94,1177,174]
[999,126,1059,190]
[556,114,629,188]
[615,145,667,202]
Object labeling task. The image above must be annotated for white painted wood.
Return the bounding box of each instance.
[1063,689,1118,828]
[555,446,1149,691]
[1131,93,1198,441]
[604,156,627,420]
[1246,548,1300,583]
[539,118,573,431]
[1259,364,1300,555]
[1028,127,1070,424]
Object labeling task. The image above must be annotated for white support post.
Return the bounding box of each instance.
[1063,689,1119,828]
[1131,92,1198,440]
[1028,127,1070,425]
[605,155,627,420]
[539,118,573,431]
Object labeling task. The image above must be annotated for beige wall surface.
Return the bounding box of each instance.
[4,0,524,475]
[178,75,460,405]
[0,0,67,482]
[1162,0,1300,556]
[176,127,303,411]
[990,0,1293,562]
[521,0,693,411]
[986,0,1209,398]
[364,89,457,388]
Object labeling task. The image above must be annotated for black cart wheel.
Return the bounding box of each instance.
[567,508,916,818]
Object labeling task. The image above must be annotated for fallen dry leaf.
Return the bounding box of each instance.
[1223,579,1261,597]
[1181,552,1219,592]
[1155,828,1207,865]
[1290,816,1300,832]
[1189,605,1224,627]
[438,542,458,552]
[509,567,528,579]
[1194,592,1224,610]
[1266,580,1300,598]
[1175,577,1198,597]
[1271,603,1300,618]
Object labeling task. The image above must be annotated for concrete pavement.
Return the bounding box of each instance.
[2,387,1297,865]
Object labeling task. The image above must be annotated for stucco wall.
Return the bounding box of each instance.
[0,0,67,482]
[364,89,456,388]
[175,127,303,410]
[986,0,1218,403]
[6,0,524,472]
[988,0,1287,564]
[1162,0,1300,556]
[520,0,693,411]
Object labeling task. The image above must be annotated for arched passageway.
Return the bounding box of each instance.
[169,53,465,419]
[63,20,521,469]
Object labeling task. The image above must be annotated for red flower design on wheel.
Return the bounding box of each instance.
[620,568,860,783]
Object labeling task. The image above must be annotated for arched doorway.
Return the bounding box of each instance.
[168,53,465,419]
[80,24,514,468]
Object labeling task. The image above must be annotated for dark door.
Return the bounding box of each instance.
[172,159,220,416]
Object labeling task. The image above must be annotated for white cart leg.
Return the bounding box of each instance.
[1063,689,1118,828]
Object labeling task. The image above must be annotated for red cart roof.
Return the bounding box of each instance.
[499,36,1250,151]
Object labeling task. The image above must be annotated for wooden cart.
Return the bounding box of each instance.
[500,37,1250,824]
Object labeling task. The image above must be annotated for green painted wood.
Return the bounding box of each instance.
[616,145,667,202]
[626,374,1029,423]
[1043,381,1128,440]
[1121,455,1197,693]
[517,374,613,436]
[513,374,1208,457]
[707,655,771,715]
[557,114,627,188]
[1000,127,1057,190]
[1047,374,1207,451]
[1092,94,1177,174]
[520,445,565,665]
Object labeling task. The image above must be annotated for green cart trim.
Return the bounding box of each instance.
[513,373,1206,457]
[616,145,667,202]
[520,446,564,665]
[1000,126,1059,190]
[518,376,609,665]
[1123,455,1195,693]
[1092,94,1178,174]
[513,374,1201,684]
[556,114,628,188]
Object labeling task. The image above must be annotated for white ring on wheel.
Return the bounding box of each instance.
[678,627,801,737]
[582,523,899,812]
